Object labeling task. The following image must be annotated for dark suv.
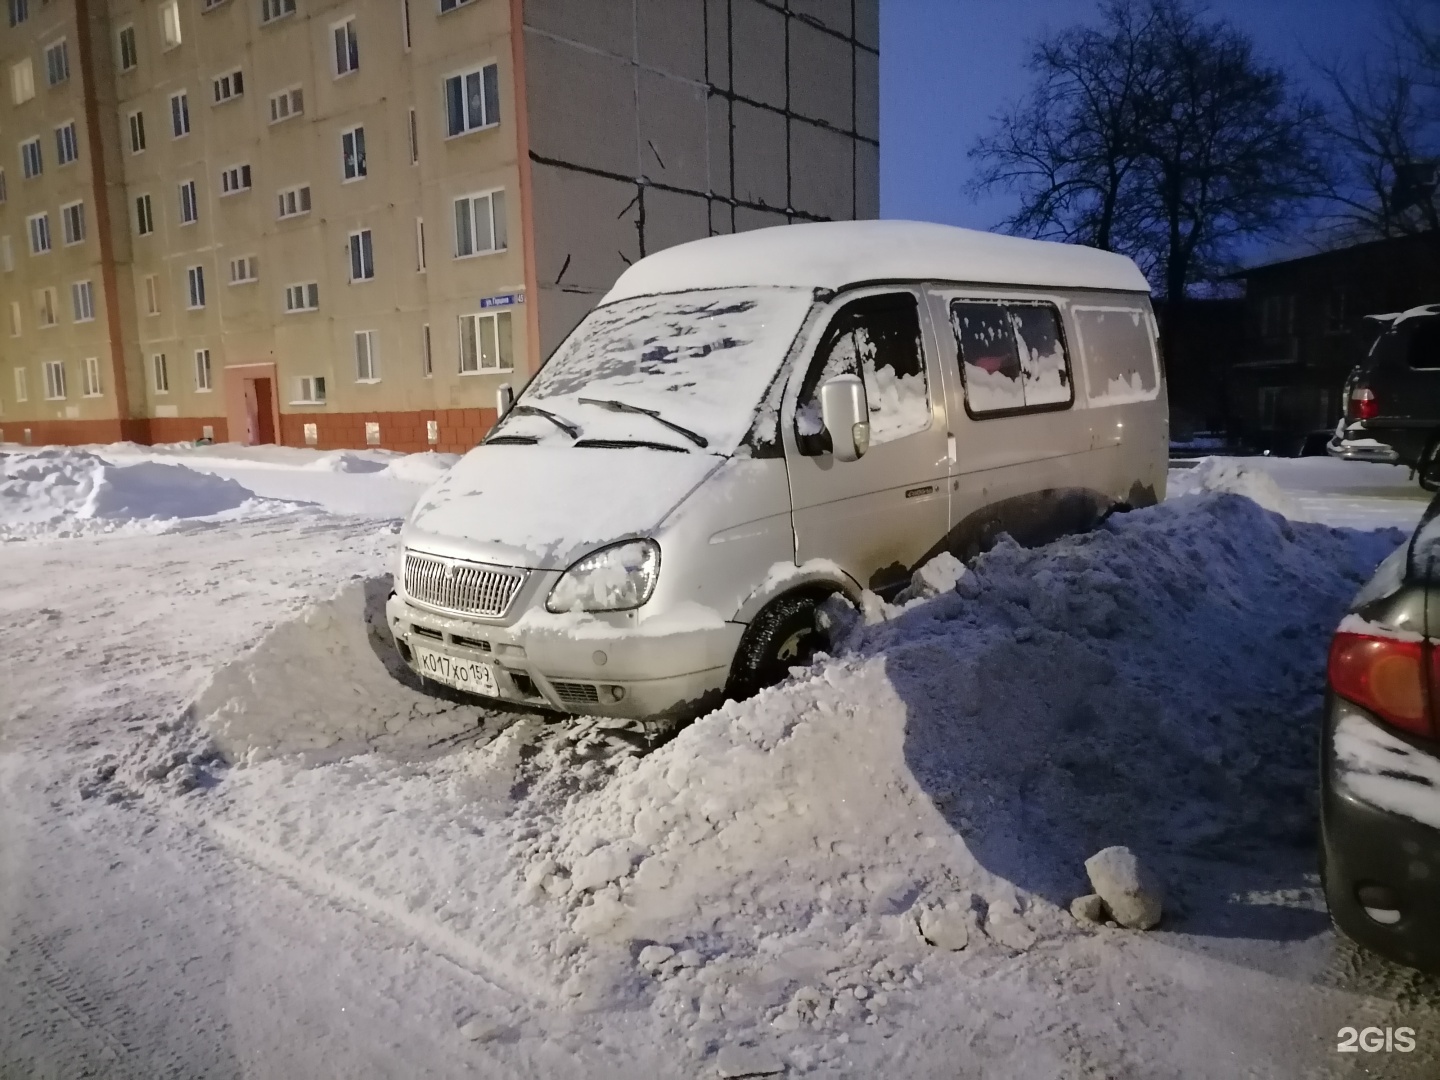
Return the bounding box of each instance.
[1322,494,1440,972]
[1329,306,1440,488]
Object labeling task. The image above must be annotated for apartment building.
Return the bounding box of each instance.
[0,0,879,452]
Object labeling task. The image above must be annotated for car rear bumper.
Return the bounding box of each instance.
[1321,700,1440,973]
[384,591,741,719]
[1327,434,1401,464]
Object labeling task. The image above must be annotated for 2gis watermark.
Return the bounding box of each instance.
[1336,1027,1417,1054]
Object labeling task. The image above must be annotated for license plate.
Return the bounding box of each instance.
[413,645,498,697]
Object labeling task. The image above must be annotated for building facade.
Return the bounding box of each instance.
[1231,232,1440,453]
[0,0,879,451]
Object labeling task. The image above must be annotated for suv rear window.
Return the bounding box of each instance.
[1409,318,1440,369]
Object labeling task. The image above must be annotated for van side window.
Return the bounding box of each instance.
[796,292,930,451]
[951,300,1074,416]
[1071,306,1158,404]
[1408,319,1440,369]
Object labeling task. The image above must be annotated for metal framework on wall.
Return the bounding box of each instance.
[529,0,878,261]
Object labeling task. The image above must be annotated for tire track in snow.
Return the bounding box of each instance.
[202,818,561,1006]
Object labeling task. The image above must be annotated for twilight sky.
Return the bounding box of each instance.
[879,0,1393,261]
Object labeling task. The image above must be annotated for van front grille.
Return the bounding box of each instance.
[403,551,526,619]
[551,681,601,706]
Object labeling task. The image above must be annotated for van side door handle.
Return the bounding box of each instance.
[947,433,957,466]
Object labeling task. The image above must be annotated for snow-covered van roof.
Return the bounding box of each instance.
[603,220,1152,302]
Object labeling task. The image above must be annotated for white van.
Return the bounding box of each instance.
[385,221,1166,718]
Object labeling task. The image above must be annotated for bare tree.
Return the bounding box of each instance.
[971,0,1325,315]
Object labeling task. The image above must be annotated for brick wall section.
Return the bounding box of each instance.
[0,417,229,446]
[277,409,497,454]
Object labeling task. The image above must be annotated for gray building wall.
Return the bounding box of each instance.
[522,0,879,359]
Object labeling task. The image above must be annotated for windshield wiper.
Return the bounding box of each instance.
[507,404,580,438]
[574,438,688,453]
[577,397,709,448]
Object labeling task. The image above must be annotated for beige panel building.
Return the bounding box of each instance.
[0,0,878,452]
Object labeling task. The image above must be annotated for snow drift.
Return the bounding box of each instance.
[154,489,1403,1053]
[0,449,283,539]
[1168,456,1303,519]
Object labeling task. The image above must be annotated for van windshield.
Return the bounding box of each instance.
[497,287,816,453]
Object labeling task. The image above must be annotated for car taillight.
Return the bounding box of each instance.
[1328,631,1433,737]
[1348,387,1378,421]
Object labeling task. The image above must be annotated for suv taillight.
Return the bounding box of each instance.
[1329,631,1434,738]
[1348,387,1378,421]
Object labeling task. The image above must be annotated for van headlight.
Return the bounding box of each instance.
[546,539,660,613]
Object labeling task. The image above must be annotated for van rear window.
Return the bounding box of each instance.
[1407,318,1440,369]
[1072,306,1159,404]
[950,300,1073,417]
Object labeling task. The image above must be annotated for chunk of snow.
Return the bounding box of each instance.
[1167,457,1303,519]
[1083,847,1163,930]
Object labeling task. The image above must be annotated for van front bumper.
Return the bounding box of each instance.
[384,591,744,719]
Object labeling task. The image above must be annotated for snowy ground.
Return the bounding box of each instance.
[3,443,1440,1078]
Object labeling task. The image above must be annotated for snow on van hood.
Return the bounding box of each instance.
[404,444,723,568]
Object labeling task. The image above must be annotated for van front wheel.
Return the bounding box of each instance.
[726,593,826,703]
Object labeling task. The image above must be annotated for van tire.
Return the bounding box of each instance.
[726,592,827,703]
[1419,435,1440,492]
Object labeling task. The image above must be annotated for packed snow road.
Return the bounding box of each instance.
[2,443,1440,1078]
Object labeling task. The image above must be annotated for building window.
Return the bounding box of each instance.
[422,323,432,377]
[229,255,258,283]
[153,353,170,393]
[1258,386,1280,428]
[0,236,12,272]
[71,280,93,322]
[179,179,198,224]
[453,189,506,257]
[43,360,65,400]
[213,69,244,104]
[135,194,154,236]
[171,92,191,137]
[20,137,42,180]
[0,169,6,203]
[294,375,326,403]
[408,107,418,164]
[36,287,57,327]
[56,122,79,165]
[61,202,85,246]
[261,0,296,23]
[8,300,19,336]
[268,86,303,124]
[416,217,426,272]
[459,310,513,373]
[44,40,69,87]
[118,26,138,71]
[445,64,500,137]
[187,265,206,309]
[402,0,411,47]
[195,349,213,391]
[13,366,27,401]
[10,58,34,104]
[1327,288,1348,335]
[160,1,182,49]
[276,184,311,218]
[202,0,230,12]
[220,163,252,195]
[284,282,319,312]
[143,274,160,315]
[333,17,359,76]
[341,125,366,180]
[348,229,375,282]
[439,0,475,13]
[27,212,49,254]
[83,356,102,397]
[8,0,27,27]
[125,113,144,154]
[355,329,378,381]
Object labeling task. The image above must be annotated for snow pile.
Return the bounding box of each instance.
[500,494,1400,1027]
[1168,456,1304,519]
[0,449,284,539]
[304,450,394,474]
[378,451,460,485]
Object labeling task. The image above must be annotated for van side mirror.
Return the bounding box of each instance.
[819,375,870,461]
[496,383,515,417]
